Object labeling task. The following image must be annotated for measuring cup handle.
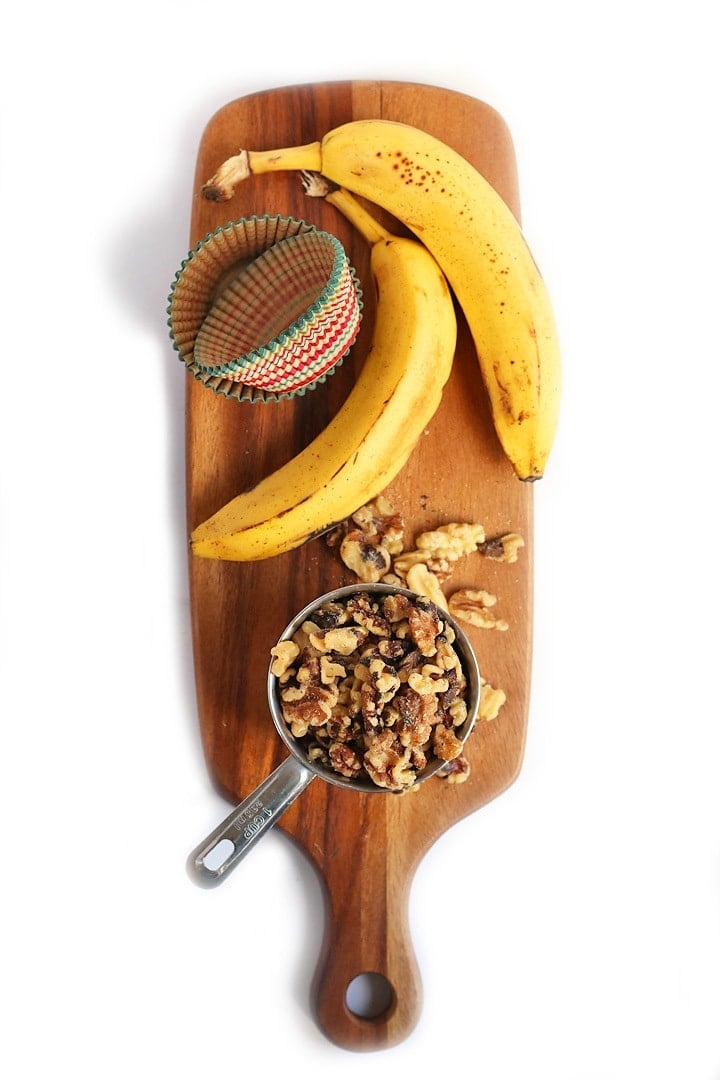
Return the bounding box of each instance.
[186,756,314,888]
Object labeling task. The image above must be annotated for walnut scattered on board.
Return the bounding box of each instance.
[331,498,520,637]
[448,589,509,632]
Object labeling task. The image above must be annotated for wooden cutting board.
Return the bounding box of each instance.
[185,80,533,1051]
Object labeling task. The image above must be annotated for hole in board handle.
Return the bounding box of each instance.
[345,973,395,1020]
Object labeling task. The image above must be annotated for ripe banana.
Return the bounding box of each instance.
[202,118,561,480]
[190,190,456,561]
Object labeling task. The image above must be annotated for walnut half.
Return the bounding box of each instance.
[448,588,509,631]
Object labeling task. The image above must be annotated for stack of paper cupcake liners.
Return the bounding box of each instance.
[167,214,363,402]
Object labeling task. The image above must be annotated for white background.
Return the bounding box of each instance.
[2,2,719,1076]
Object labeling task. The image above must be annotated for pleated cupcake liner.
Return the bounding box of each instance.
[167,214,363,401]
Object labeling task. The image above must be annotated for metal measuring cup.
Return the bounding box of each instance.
[187,582,481,887]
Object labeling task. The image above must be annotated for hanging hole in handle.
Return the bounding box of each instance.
[345,973,395,1020]
[201,837,235,872]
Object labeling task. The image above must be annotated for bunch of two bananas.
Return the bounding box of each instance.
[191,119,562,563]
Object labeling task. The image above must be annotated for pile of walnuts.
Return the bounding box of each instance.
[323,497,524,783]
[271,588,471,791]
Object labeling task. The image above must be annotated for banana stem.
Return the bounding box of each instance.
[201,142,322,201]
[326,189,392,247]
[301,171,391,247]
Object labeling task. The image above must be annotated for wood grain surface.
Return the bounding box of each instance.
[184,80,533,1051]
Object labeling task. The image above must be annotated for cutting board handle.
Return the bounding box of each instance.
[311,865,422,1051]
